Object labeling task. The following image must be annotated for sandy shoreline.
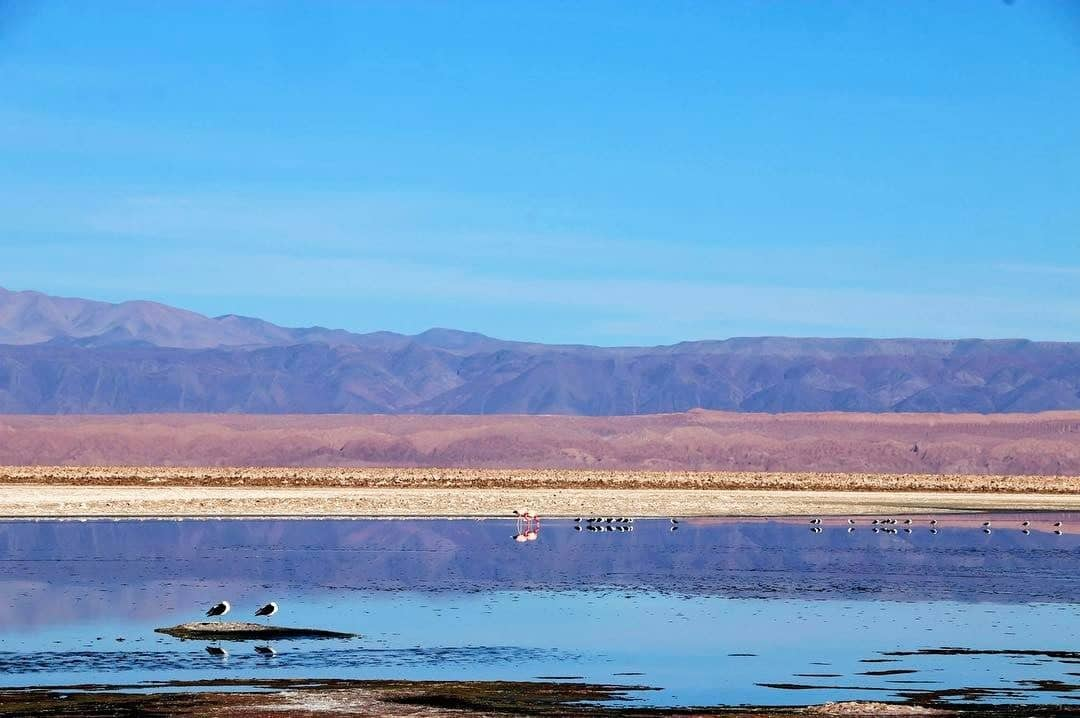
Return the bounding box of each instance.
[2,466,1080,518]
[3,484,1080,519]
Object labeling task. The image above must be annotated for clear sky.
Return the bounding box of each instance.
[2,1,1079,345]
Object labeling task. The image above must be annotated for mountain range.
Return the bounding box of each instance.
[2,286,1080,414]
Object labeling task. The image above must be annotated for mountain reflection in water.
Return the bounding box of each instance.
[0,516,1077,708]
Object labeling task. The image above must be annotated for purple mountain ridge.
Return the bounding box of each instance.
[2,286,1080,414]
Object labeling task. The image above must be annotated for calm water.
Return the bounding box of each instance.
[0,515,1078,708]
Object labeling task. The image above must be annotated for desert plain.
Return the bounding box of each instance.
[2,411,1080,518]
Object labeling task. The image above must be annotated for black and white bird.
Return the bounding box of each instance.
[206,601,230,621]
[255,602,278,622]
[254,645,276,656]
[206,645,228,657]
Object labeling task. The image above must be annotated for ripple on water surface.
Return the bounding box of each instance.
[0,515,1078,708]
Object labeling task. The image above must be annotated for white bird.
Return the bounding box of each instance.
[206,601,230,622]
[255,602,278,622]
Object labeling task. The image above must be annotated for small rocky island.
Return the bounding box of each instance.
[156,621,357,641]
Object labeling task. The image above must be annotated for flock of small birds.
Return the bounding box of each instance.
[806,517,1066,536]
[516,512,1070,538]
[573,517,636,532]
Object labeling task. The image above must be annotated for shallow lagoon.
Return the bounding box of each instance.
[0,515,1077,708]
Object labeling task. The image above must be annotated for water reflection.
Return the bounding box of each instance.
[0,515,1077,708]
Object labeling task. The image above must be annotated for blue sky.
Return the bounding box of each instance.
[1,1,1079,345]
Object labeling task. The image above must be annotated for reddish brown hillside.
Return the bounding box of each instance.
[2,410,1080,475]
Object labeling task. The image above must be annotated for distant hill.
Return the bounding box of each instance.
[2,286,1080,414]
[4,412,1080,476]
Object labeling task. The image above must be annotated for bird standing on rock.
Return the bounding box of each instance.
[206,601,230,622]
[255,602,278,623]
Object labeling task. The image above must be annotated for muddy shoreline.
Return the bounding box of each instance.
[0,678,1075,717]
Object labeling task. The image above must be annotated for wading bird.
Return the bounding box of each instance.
[206,601,230,622]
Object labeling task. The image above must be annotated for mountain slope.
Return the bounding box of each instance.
[0,286,382,349]
[2,286,1080,414]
